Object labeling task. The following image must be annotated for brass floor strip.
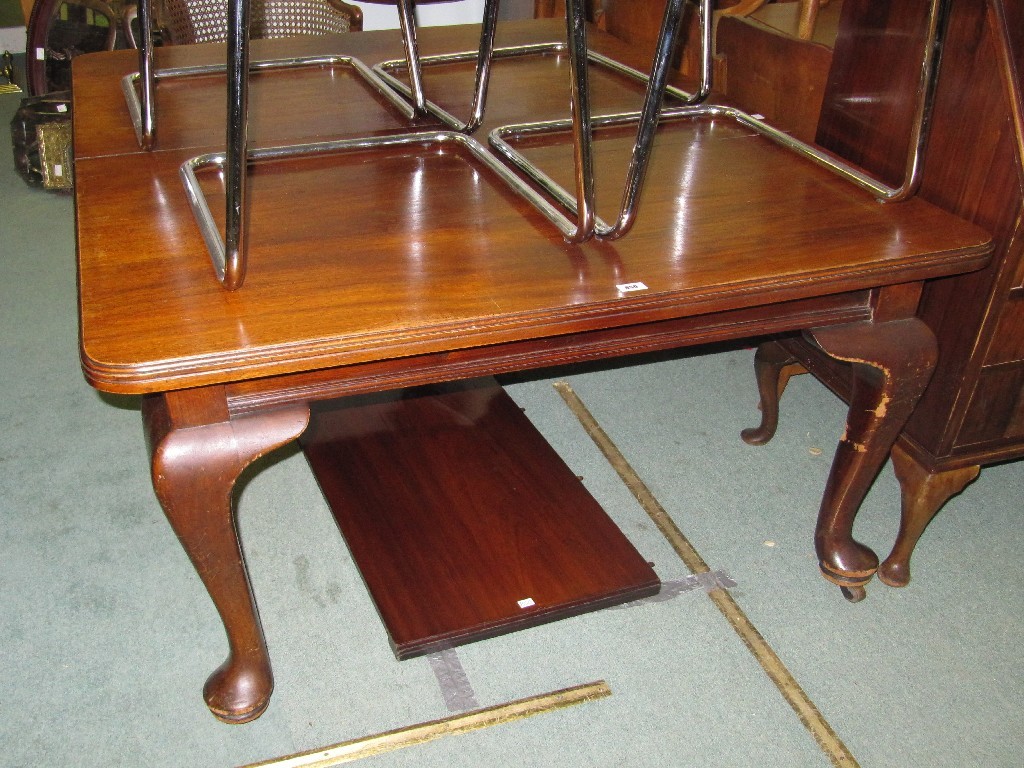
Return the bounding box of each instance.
[241,681,611,768]
[553,381,859,768]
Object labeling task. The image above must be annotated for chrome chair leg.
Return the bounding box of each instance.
[223,0,252,291]
[396,0,427,114]
[564,0,596,243]
[137,0,156,149]
[496,0,710,242]
[462,0,501,133]
[600,0,703,240]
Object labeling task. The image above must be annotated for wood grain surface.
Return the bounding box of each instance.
[301,379,659,658]
[74,21,991,394]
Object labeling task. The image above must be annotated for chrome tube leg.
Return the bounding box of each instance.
[224,0,251,290]
[890,0,951,201]
[463,0,501,133]
[602,0,695,239]
[138,0,156,149]
[564,0,595,243]
[694,0,713,102]
[397,0,427,114]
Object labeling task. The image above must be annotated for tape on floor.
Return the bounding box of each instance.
[427,648,481,712]
[615,570,737,609]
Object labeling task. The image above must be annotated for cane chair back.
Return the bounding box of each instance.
[124,0,362,47]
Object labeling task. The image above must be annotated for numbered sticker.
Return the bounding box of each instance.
[616,282,649,293]
[517,597,536,609]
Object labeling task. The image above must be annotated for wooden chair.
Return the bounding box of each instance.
[25,0,120,95]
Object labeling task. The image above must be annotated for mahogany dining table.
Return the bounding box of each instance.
[72,19,991,722]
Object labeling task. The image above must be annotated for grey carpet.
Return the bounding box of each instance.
[1,88,1022,767]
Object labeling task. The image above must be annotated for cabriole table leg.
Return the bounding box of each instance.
[805,318,937,601]
[741,339,803,446]
[878,443,980,587]
[143,387,310,723]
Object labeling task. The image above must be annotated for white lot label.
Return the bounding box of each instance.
[616,282,649,293]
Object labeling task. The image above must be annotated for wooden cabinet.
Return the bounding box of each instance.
[817,0,1023,575]
[906,0,1024,460]
[729,0,1024,583]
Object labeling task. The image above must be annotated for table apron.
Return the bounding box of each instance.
[225,289,874,416]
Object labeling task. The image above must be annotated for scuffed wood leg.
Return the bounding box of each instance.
[877,444,979,587]
[143,387,310,723]
[806,318,937,601]
[741,340,805,445]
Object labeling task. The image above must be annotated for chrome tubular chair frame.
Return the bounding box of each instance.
[165,0,710,283]
[121,55,416,151]
[393,0,500,128]
[572,0,707,241]
[179,130,584,283]
[490,0,950,239]
[224,0,250,291]
[166,0,946,286]
[372,43,705,134]
[135,0,503,288]
[124,54,417,291]
[373,0,710,242]
[137,0,156,149]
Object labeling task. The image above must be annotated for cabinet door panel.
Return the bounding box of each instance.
[956,363,1024,447]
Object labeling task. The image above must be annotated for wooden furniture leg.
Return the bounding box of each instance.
[741,340,805,446]
[804,318,937,602]
[143,387,310,723]
[878,443,980,587]
[797,0,822,40]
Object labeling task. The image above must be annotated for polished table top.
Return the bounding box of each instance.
[73,20,991,395]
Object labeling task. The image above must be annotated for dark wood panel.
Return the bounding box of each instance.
[956,362,1024,446]
[1004,0,1024,76]
[902,0,1024,456]
[600,0,675,56]
[300,379,660,658]
[536,0,661,53]
[716,14,833,144]
[815,0,932,187]
[986,291,1024,365]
